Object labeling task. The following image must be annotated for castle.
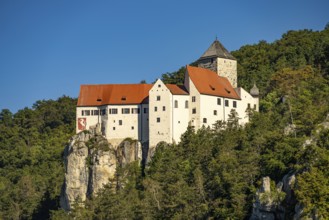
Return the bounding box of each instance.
[76,39,259,148]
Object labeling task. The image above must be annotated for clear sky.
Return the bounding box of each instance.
[1,0,328,113]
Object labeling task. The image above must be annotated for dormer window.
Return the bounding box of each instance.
[209,85,215,91]
[97,98,102,102]
[121,96,126,101]
[225,88,231,94]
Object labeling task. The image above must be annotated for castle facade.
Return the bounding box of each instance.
[76,40,259,148]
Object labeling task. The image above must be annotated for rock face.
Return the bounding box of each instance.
[60,128,142,211]
[250,177,285,220]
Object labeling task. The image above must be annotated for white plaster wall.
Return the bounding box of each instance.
[76,106,102,133]
[199,95,240,127]
[217,58,237,88]
[172,95,189,143]
[149,80,172,148]
[103,104,142,141]
[188,79,201,129]
[235,87,259,125]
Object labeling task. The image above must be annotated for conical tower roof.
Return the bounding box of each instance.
[199,39,236,60]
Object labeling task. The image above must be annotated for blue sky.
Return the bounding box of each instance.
[1,0,328,113]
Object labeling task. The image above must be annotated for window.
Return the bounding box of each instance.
[185,100,188,108]
[81,110,84,116]
[122,108,130,114]
[248,103,251,109]
[217,98,221,105]
[174,100,178,108]
[109,108,118,114]
[163,106,166,111]
[144,108,148,113]
[101,109,106,115]
[158,84,161,88]
[132,108,140,114]
[131,126,134,130]
[84,110,90,116]
[113,127,116,130]
[94,110,99,115]
[119,120,122,125]
[154,107,157,112]
[156,96,161,101]
[192,108,196,114]
[233,101,237,108]
[157,117,160,123]
[214,110,217,115]
[203,118,207,123]
[225,100,229,107]
[254,104,257,109]
[192,96,196,102]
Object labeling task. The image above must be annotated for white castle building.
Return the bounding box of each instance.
[76,39,259,148]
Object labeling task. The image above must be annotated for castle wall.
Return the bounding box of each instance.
[172,95,189,143]
[149,80,173,148]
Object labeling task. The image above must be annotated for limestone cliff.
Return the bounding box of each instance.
[60,129,142,211]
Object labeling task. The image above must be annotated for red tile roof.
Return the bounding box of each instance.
[77,84,153,106]
[165,84,188,95]
[186,65,240,100]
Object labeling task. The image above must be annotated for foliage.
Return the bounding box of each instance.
[0,96,76,219]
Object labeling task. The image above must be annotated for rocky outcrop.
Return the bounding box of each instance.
[60,128,142,211]
[250,177,285,220]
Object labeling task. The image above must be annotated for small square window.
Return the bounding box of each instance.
[119,120,122,125]
[248,103,251,109]
[157,117,160,123]
[254,104,257,109]
[113,127,116,130]
[214,110,217,115]
[131,126,134,130]
[163,106,166,111]
[154,107,157,112]
[203,118,207,123]
[158,84,161,88]
[192,108,196,114]
[157,96,161,101]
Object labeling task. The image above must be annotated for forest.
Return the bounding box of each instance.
[0,26,329,219]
